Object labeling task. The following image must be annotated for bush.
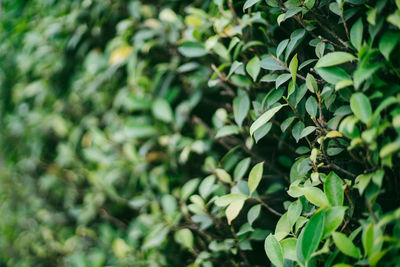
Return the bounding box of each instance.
[1,0,400,266]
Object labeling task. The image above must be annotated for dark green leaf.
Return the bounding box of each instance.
[305,96,318,117]
[301,210,325,261]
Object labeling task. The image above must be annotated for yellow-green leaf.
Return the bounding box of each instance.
[248,162,264,194]
[226,199,245,225]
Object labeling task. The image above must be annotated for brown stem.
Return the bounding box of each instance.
[320,163,356,179]
[227,0,239,25]
[270,54,307,82]
[340,11,350,40]
[365,199,379,223]
[252,197,282,216]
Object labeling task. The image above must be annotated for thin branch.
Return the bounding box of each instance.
[270,54,308,82]
[227,0,239,25]
[365,199,379,223]
[319,163,356,179]
[252,197,283,217]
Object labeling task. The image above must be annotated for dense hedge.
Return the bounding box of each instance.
[1,0,400,266]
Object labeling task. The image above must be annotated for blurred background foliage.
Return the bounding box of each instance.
[1,0,400,266]
[0,0,213,266]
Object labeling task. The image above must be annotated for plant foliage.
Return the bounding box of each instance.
[1,0,400,266]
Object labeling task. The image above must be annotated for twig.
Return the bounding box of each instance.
[320,163,356,179]
[99,208,126,229]
[270,54,307,82]
[365,199,379,223]
[211,64,236,96]
[252,197,282,216]
[340,11,350,40]
[227,0,239,25]
[192,115,232,151]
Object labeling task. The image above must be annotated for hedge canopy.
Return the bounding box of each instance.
[1,0,400,266]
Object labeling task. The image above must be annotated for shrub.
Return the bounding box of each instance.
[1,0,400,266]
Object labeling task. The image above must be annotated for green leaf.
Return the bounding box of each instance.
[228,61,243,77]
[234,157,251,180]
[316,66,350,84]
[355,173,372,195]
[288,200,302,227]
[324,172,344,206]
[254,122,272,143]
[247,204,261,226]
[261,73,278,82]
[243,0,261,10]
[265,234,284,267]
[199,175,216,199]
[301,186,330,207]
[152,98,173,122]
[300,126,316,139]
[226,199,245,225]
[215,168,232,183]
[292,121,305,143]
[285,29,306,61]
[306,73,318,93]
[246,56,261,81]
[260,55,285,71]
[178,42,208,57]
[350,18,363,51]
[181,179,200,201]
[350,93,372,124]
[250,104,285,136]
[299,59,317,70]
[266,0,279,7]
[362,222,374,257]
[387,10,400,29]
[215,125,240,138]
[335,79,353,90]
[281,116,296,132]
[233,95,250,127]
[353,64,381,89]
[174,229,194,250]
[379,32,399,60]
[301,210,325,261]
[275,213,291,240]
[143,225,169,249]
[276,73,292,88]
[306,96,318,117]
[280,238,298,261]
[315,52,356,68]
[248,162,264,194]
[277,39,289,58]
[215,193,247,207]
[289,54,298,83]
[332,232,361,258]
[266,87,285,106]
[380,139,400,158]
[323,206,346,238]
[285,7,302,20]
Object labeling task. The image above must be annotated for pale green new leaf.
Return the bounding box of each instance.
[265,234,284,267]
